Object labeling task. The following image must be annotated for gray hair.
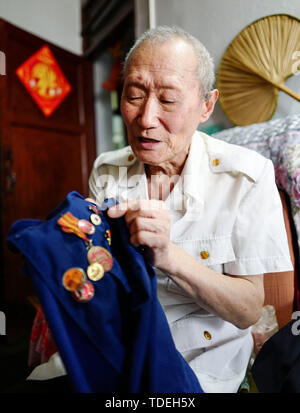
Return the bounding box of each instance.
[123,25,215,100]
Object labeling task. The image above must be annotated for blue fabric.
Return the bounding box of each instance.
[7,191,203,394]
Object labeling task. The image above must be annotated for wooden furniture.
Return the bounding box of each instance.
[263,191,297,328]
[0,20,96,338]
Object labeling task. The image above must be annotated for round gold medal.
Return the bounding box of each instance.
[87,246,113,272]
[62,267,86,291]
[87,262,105,281]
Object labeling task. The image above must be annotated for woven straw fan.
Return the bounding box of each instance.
[217,14,300,126]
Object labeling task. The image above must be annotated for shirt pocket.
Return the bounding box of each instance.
[167,235,236,296]
[174,235,235,266]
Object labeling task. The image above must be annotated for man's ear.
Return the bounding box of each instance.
[198,89,219,124]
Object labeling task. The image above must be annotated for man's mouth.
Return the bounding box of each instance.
[139,137,160,143]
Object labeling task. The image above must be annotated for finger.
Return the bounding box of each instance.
[85,197,96,203]
[124,209,159,228]
[130,230,166,249]
[125,203,170,227]
[128,216,167,235]
[107,202,129,218]
[108,199,168,219]
[108,199,150,219]
[107,199,141,218]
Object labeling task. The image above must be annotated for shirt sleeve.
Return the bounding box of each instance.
[88,161,98,200]
[225,158,294,276]
[88,155,108,205]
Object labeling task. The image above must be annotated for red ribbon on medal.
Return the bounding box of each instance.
[89,204,103,216]
[57,211,90,242]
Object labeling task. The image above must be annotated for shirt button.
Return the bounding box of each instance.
[200,250,210,259]
[212,158,220,166]
[128,154,135,162]
[204,331,212,340]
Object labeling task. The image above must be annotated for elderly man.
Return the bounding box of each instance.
[89,26,293,393]
[15,26,292,394]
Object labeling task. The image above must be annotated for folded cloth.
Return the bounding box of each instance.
[7,191,203,394]
[27,352,67,381]
[28,306,58,367]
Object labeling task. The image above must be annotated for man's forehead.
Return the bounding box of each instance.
[125,42,198,86]
[127,39,198,72]
[124,70,190,90]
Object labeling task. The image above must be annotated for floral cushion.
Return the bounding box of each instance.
[213,114,300,309]
[277,144,300,241]
[212,114,300,167]
[213,113,300,224]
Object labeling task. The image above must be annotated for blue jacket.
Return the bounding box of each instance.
[7,191,203,394]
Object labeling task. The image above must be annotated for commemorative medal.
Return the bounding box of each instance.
[90,213,101,226]
[78,219,95,235]
[71,281,94,302]
[87,262,105,281]
[87,246,113,272]
[62,267,86,291]
[105,229,111,246]
[57,210,111,301]
[57,212,88,242]
[89,204,102,215]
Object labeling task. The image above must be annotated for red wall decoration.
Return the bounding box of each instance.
[15,45,72,117]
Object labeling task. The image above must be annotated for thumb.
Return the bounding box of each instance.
[107,202,129,218]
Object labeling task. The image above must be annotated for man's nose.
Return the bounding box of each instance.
[137,97,159,129]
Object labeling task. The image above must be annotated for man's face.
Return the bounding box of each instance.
[121,39,209,167]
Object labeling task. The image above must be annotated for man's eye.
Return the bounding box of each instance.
[161,99,175,104]
[128,96,142,101]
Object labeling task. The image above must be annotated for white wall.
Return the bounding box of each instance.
[0,0,82,54]
[151,0,300,130]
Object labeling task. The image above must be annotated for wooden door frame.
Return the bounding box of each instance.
[0,19,96,310]
[0,19,96,180]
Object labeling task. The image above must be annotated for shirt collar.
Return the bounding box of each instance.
[117,130,208,215]
[182,130,208,204]
[163,131,207,219]
[118,160,148,202]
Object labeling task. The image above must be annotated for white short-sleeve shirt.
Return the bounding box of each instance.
[89,131,293,393]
